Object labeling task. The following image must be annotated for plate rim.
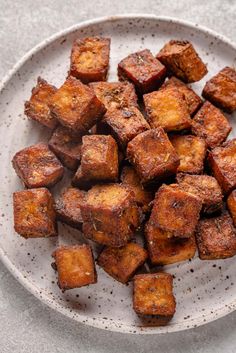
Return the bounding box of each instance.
[1,14,236,335]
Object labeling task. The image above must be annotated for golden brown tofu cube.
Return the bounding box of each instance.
[170,135,207,174]
[49,76,106,133]
[13,188,57,238]
[151,184,202,238]
[80,184,141,247]
[227,190,236,227]
[202,67,236,113]
[69,37,110,83]
[24,77,58,129]
[48,126,83,170]
[208,139,236,194]
[55,187,86,229]
[120,166,154,212]
[127,128,180,185]
[52,244,97,291]
[196,212,236,260]
[177,173,223,214]
[72,135,119,189]
[156,40,207,83]
[133,273,176,316]
[97,243,148,283]
[192,101,231,149]
[144,86,191,132]
[12,143,64,188]
[118,49,166,94]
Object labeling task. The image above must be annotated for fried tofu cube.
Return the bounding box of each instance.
[208,139,236,194]
[55,187,86,229]
[69,37,110,83]
[170,135,207,174]
[227,190,236,227]
[52,244,97,291]
[196,212,236,260]
[97,243,148,283]
[13,188,57,238]
[12,143,64,188]
[72,135,119,189]
[118,49,166,94]
[80,184,141,247]
[151,184,202,238]
[192,101,231,149]
[49,76,106,133]
[156,40,207,83]
[133,273,176,316]
[143,86,191,132]
[24,77,58,129]
[127,128,180,185]
[202,67,236,113]
[177,173,223,214]
[48,126,83,170]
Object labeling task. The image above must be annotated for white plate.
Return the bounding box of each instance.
[0,15,236,335]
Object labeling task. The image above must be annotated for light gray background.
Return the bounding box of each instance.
[0,0,236,352]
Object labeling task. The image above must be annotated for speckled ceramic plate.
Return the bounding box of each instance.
[0,15,236,334]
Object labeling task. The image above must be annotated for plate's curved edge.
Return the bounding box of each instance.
[1,14,236,335]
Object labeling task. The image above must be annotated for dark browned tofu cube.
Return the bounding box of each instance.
[127,128,180,185]
[72,135,119,189]
[49,126,83,170]
[80,184,141,247]
[202,67,236,113]
[227,190,236,227]
[170,135,207,174]
[208,139,236,194]
[144,86,191,132]
[177,173,223,214]
[156,40,207,83]
[133,273,176,316]
[151,184,202,238]
[24,77,58,129]
[55,187,86,229]
[12,143,64,188]
[118,49,166,94]
[13,188,57,238]
[69,37,110,83]
[97,243,148,283]
[196,213,236,260]
[52,244,97,291]
[49,76,106,133]
[192,101,231,149]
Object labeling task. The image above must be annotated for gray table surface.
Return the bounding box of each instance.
[1,0,236,352]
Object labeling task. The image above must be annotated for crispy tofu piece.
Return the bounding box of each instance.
[24,77,58,129]
[13,188,57,238]
[118,49,166,94]
[133,273,176,316]
[208,139,236,194]
[192,101,231,149]
[196,212,236,260]
[52,244,97,291]
[97,243,148,283]
[49,76,106,133]
[55,187,86,229]
[156,40,207,83]
[202,67,236,113]
[120,166,154,212]
[177,173,223,214]
[48,126,83,170]
[12,143,64,188]
[126,128,180,185]
[170,135,207,174]
[80,184,141,247]
[144,86,191,132]
[227,190,236,227]
[151,184,202,238]
[69,37,110,83]
[72,135,119,189]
